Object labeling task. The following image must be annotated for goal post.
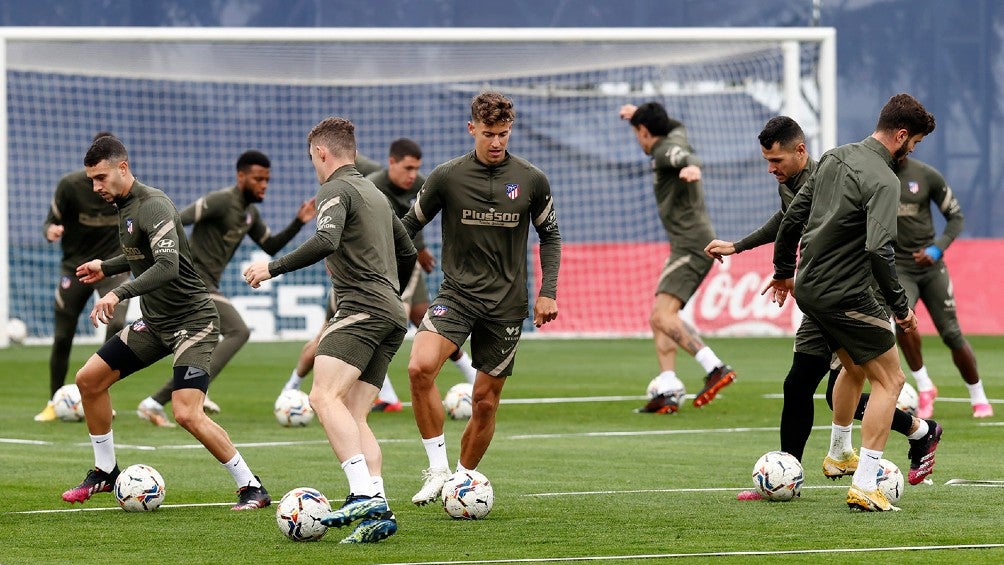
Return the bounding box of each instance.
[0,26,835,345]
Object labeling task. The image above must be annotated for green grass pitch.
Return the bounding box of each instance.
[1,336,1003,564]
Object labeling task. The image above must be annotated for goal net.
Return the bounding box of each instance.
[0,27,835,345]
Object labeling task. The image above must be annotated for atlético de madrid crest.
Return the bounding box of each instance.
[505,183,520,200]
[126,218,134,233]
[908,181,919,194]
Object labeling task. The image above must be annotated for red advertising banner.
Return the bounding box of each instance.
[533,240,1002,336]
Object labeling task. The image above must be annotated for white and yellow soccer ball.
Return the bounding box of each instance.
[274,389,314,427]
[442,469,494,520]
[876,458,905,504]
[276,487,331,541]
[52,384,85,422]
[752,451,804,501]
[897,382,919,416]
[646,374,686,404]
[114,464,166,512]
[443,383,474,420]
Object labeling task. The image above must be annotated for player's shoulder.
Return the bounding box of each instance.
[902,158,944,182]
[505,153,549,185]
[55,169,90,192]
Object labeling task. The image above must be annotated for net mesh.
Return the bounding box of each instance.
[4,35,825,341]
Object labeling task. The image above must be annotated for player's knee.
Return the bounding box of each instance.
[942,330,965,350]
[472,395,499,420]
[171,401,203,430]
[224,321,251,344]
[408,358,438,385]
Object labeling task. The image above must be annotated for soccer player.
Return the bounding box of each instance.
[706,117,942,499]
[766,93,936,511]
[619,102,737,413]
[244,116,417,543]
[893,156,993,418]
[402,91,561,505]
[367,138,478,404]
[62,135,270,510]
[136,150,315,427]
[35,132,130,422]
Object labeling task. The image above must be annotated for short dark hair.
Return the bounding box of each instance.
[875,93,936,136]
[758,116,805,150]
[389,138,422,161]
[629,101,682,137]
[236,150,270,172]
[471,91,515,126]
[307,117,357,160]
[92,131,115,143]
[84,135,128,167]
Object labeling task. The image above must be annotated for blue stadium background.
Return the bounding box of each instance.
[4,0,1001,339]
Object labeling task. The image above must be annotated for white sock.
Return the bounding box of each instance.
[453,351,477,384]
[139,396,162,410]
[853,447,882,491]
[422,434,450,471]
[283,369,304,392]
[90,431,116,473]
[222,452,259,488]
[908,419,929,440]
[378,375,399,404]
[456,460,471,473]
[694,347,723,374]
[911,366,934,391]
[655,371,681,395]
[371,476,386,498]
[341,454,374,496]
[967,381,990,405]
[828,422,853,458]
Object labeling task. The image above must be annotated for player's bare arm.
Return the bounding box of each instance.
[532,296,558,328]
[896,308,918,333]
[243,261,272,288]
[912,248,936,267]
[704,239,736,262]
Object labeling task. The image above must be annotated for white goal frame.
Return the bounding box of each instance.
[0,26,835,346]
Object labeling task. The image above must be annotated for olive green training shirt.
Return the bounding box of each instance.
[100,181,213,331]
[734,158,818,253]
[268,165,417,327]
[180,185,305,292]
[367,169,427,252]
[401,151,561,320]
[649,128,716,253]
[774,136,909,319]
[43,170,121,271]
[894,157,964,262]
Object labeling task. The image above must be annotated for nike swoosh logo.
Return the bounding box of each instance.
[153,220,166,229]
[184,368,206,380]
[95,439,108,444]
[436,442,445,448]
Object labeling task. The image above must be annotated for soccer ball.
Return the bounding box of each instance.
[274,389,314,427]
[752,451,804,501]
[275,487,332,541]
[443,383,474,420]
[897,382,919,416]
[876,458,905,504]
[114,464,166,512]
[52,384,85,422]
[646,374,686,403]
[6,317,27,344]
[442,470,494,519]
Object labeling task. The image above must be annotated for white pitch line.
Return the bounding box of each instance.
[9,502,233,515]
[0,438,51,445]
[525,484,846,497]
[762,393,1001,405]
[379,544,1004,565]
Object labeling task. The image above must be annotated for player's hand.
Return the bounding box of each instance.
[618,104,637,121]
[761,277,794,307]
[243,261,272,288]
[679,165,702,183]
[46,224,65,242]
[912,249,935,267]
[76,259,105,284]
[704,239,736,263]
[417,248,436,273]
[533,296,558,328]
[297,197,318,223]
[896,308,918,333]
[89,292,120,328]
